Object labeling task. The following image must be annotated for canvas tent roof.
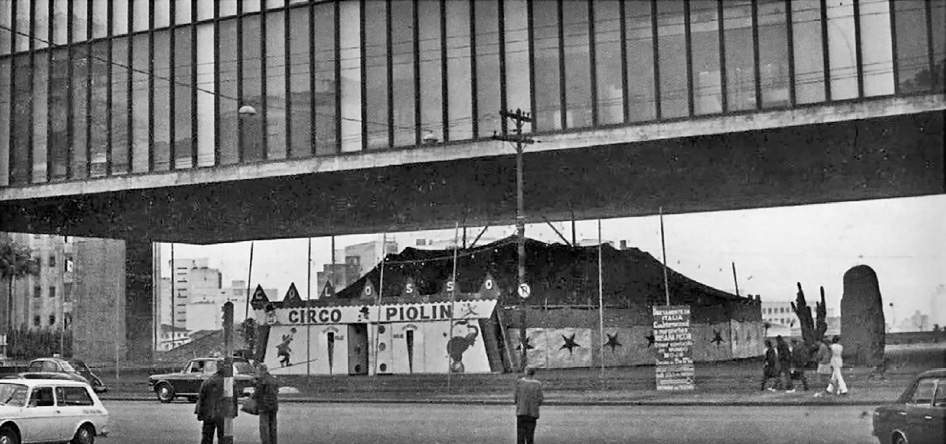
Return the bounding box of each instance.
[333,236,747,309]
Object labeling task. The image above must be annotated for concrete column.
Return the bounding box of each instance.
[72,238,153,363]
[125,239,154,362]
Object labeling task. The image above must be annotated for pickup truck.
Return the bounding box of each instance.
[147,357,258,403]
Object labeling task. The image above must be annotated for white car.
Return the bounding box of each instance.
[0,378,109,444]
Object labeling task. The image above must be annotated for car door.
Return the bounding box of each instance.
[906,378,936,444]
[56,385,98,440]
[927,378,946,444]
[19,386,66,443]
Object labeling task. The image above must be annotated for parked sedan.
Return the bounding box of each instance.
[27,358,108,393]
[0,378,109,444]
[872,368,946,444]
[148,357,257,403]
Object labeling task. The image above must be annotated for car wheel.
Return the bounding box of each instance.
[0,427,20,444]
[892,432,907,444]
[156,382,175,403]
[71,424,95,444]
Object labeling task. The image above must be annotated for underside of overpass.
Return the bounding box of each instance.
[1,106,943,245]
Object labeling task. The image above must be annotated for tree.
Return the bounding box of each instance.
[0,237,40,333]
[791,282,828,349]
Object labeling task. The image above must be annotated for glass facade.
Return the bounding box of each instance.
[0,0,941,187]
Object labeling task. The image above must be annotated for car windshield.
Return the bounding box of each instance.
[234,361,256,375]
[59,361,76,372]
[0,383,28,407]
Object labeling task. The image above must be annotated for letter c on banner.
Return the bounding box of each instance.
[288,310,299,324]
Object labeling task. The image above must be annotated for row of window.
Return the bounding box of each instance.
[0,0,314,54]
[764,307,792,314]
[0,0,944,186]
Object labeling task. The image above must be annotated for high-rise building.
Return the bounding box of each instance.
[315,240,397,297]
[0,232,80,333]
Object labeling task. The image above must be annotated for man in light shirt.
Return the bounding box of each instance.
[514,367,544,444]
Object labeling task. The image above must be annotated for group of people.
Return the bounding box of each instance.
[193,361,546,444]
[194,362,281,444]
[762,335,848,396]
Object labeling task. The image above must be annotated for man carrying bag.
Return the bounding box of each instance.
[250,363,280,444]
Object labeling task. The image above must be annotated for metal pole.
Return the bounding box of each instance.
[373,234,386,375]
[170,243,175,330]
[516,141,527,372]
[598,219,605,375]
[659,207,671,306]
[222,301,234,444]
[448,222,459,389]
[731,262,740,297]
[244,242,255,322]
[307,237,312,376]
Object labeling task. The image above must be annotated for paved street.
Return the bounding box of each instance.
[101,400,880,444]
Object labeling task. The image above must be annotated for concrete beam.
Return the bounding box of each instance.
[2,94,943,203]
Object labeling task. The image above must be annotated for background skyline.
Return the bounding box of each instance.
[160,194,946,329]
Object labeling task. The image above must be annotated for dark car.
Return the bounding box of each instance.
[27,357,109,393]
[147,357,258,403]
[872,368,946,444]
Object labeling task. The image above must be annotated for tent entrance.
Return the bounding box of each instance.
[347,324,368,375]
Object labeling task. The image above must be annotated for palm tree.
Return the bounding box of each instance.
[0,236,40,333]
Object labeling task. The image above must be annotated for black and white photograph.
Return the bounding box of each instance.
[0,0,944,443]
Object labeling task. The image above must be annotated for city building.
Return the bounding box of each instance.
[0,233,73,333]
[761,300,836,328]
[156,323,191,352]
[316,239,398,297]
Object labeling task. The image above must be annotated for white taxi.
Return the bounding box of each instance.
[0,378,109,444]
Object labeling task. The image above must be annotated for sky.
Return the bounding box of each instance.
[160,194,946,328]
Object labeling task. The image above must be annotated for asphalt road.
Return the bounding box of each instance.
[100,401,881,444]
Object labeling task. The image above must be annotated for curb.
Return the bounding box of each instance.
[99,395,889,407]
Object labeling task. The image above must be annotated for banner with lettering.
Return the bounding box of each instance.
[653,305,695,391]
[259,299,498,326]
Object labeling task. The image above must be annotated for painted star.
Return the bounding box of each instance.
[645,333,655,348]
[516,336,534,351]
[711,329,724,346]
[604,333,622,353]
[560,334,581,354]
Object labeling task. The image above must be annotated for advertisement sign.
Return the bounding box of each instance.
[653,305,694,391]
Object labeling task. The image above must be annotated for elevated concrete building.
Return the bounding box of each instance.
[0,0,942,361]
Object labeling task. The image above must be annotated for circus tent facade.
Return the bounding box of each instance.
[252,237,763,375]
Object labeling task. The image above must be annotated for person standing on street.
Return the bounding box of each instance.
[813,339,832,397]
[195,366,237,444]
[775,336,794,392]
[514,367,543,444]
[253,363,280,444]
[826,336,849,396]
[789,338,810,391]
[761,339,779,391]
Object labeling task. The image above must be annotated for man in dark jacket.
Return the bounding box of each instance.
[761,339,779,391]
[775,336,794,392]
[514,367,543,444]
[790,338,810,391]
[253,363,280,444]
[195,366,238,444]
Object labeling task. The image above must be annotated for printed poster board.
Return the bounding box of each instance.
[653,305,694,391]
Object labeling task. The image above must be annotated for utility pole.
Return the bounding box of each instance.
[222,301,234,444]
[493,109,534,372]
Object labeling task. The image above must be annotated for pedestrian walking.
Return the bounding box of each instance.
[514,367,543,444]
[775,336,794,392]
[253,363,280,444]
[789,338,810,391]
[760,340,780,391]
[826,336,848,395]
[195,366,237,444]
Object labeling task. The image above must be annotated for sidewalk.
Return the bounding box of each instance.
[96,343,944,407]
[98,365,913,407]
